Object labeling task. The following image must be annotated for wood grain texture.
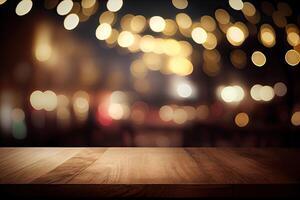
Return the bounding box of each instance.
[0,147,299,198]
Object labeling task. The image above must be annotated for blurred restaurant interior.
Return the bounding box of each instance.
[0,0,300,147]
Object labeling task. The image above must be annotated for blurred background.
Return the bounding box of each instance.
[0,0,300,147]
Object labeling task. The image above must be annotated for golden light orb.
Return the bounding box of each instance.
[0,0,7,5]
[56,0,73,16]
[173,108,188,124]
[130,15,146,33]
[250,84,263,101]
[229,0,243,10]
[63,13,79,30]
[139,35,155,52]
[235,112,249,127]
[96,23,112,40]
[168,57,193,76]
[99,11,115,25]
[30,90,44,110]
[200,15,216,32]
[251,51,266,67]
[285,49,300,66]
[149,16,166,32]
[43,90,58,111]
[106,0,123,12]
[159,105,174,122]
[220,86,244,103]
[226,26,245,46]
[191,27,207,44]
[291,112,300,126]
[172,0,188,9]
[117,31,134,47]
[175,13,192,29]
[260,24,276,48]
[215,9,230,25]
[163,19,177,36]
[16,0,33,16]
[81,0,96,9]
[287,32,300,47]
[163,39,181,56]
[242,2,256,17]
[259,86,274,101]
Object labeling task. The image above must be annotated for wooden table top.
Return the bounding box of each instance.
[0,147,300,198]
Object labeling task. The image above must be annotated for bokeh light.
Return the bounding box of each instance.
[260,86,275,101]
[220,86,244,103]
[251,51,266,67]
[229,0,243,11]
[107,0,123,12]
[56,0,73,16]
[177,83,192,98]
[235,112,249,127]
[226,26,245,46]
[192,27,207,44]
[274,82,287,97]
[117,31,134,47]
[96,23,112,40]
[0,0,7,5]
[159,105,173,122]
[30,90,45,111]
[291,111,300,126]
[168,56,193,76]
[285,49,300,66]
[64,13,79,30]
[172,0,188,10]
[149,16,166,32]
[15,0,33,16]
[175,13,192,29]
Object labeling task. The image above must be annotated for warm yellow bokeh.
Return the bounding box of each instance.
[285,49,300,66]
[251,51,266,67]
[235,112,249,127]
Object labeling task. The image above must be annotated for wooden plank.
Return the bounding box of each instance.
[185,148,245,184]
[0,148,299,198]
[0,148,81,184]
[69,148,211,184]
[32,148,107,184]
[207,148,295,183]
[0,148,65,180]
[0,148,21,163]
